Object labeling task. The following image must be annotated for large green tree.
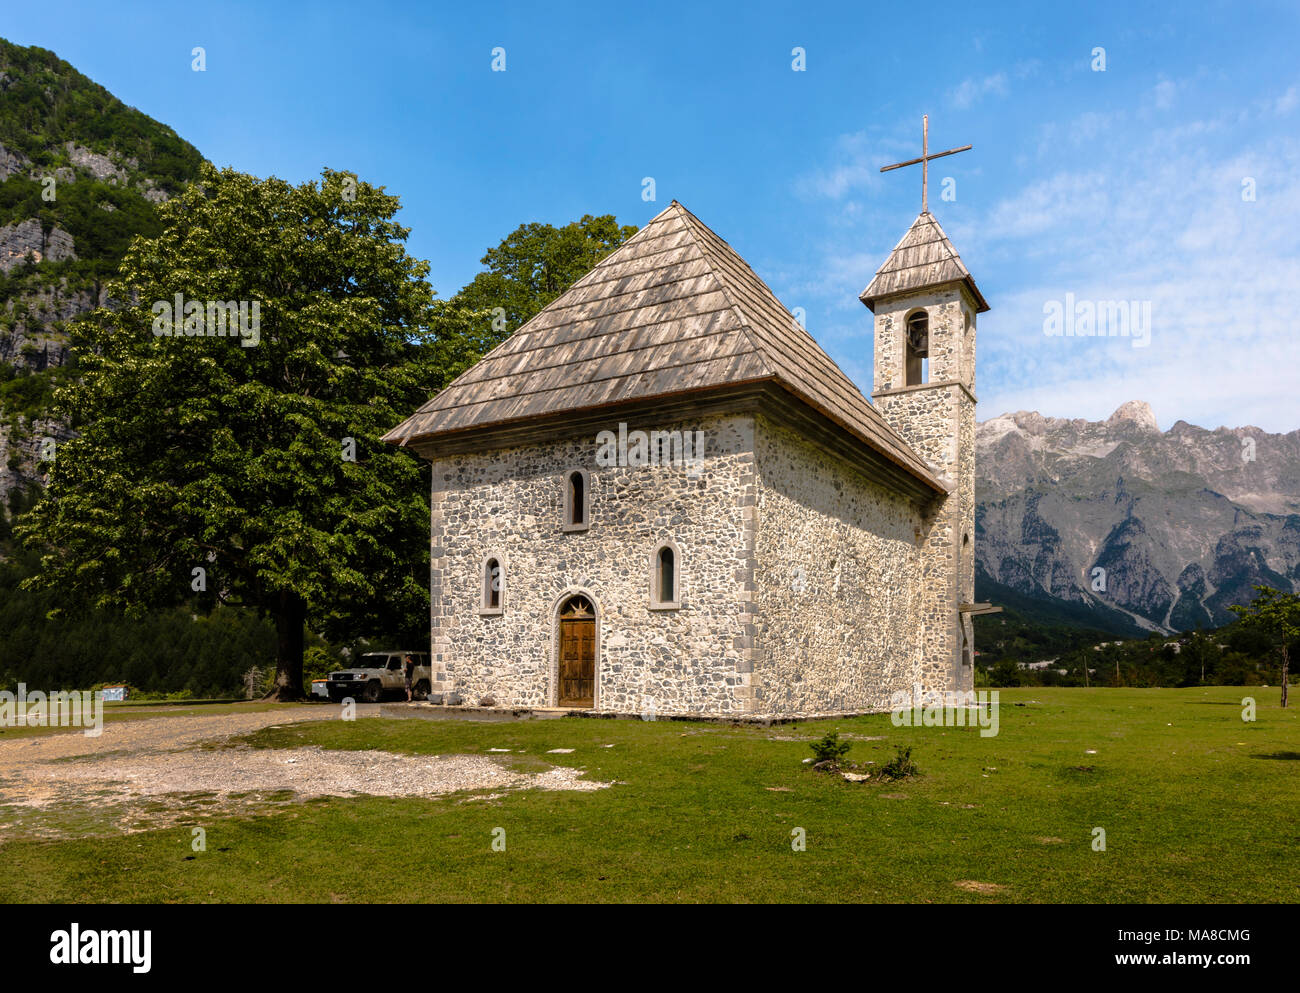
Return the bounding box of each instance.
[454,213,638,331]
[17,164,487,699]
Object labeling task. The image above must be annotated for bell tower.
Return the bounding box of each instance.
[860,209,988,694]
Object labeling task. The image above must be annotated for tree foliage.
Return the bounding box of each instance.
[453,213,637,331]
[1229,585,1299,707]
[16,164,467,698]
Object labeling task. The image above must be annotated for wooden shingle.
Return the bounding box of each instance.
[859,211,989,313]
[384,202,945,492]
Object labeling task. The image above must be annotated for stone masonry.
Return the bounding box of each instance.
[428,414,760,716]
[427,410,943,717]
[870,284,978,694]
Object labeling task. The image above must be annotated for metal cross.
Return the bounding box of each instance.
[880,115,972,214]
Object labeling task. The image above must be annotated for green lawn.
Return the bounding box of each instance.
[2,686,1296,902]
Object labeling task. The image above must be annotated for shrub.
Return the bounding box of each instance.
[810,730,850,765]
[879,745,921,780]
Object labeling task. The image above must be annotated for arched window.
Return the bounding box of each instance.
[905,309,929,386]
[480,556,503,614]
[650,541,680,609]
[563,469,590,531]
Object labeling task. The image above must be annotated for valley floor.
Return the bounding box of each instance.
[0,687,1295,902]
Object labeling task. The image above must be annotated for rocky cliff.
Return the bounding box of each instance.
[976,401,1300,634]
[0,38,203,511]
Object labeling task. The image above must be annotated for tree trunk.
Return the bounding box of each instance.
[1282,644,1289,709]
[267,590,306,701]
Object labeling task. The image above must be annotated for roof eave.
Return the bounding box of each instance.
[859,275,990,314]
[383,378,948,501]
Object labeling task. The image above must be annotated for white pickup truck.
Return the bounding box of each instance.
[325,651,431,703]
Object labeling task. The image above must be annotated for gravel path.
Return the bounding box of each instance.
[0,706,333,767]
[0,706,608,839]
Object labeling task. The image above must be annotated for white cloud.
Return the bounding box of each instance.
[972,128,1300,433]
[794,104,1300,434]
[793,131,885,200]
[1152,78,1178,110]
[949,73,1008,109]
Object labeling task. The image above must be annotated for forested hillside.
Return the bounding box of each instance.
[0,38,204,507]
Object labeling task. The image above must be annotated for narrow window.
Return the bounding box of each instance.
[563,469,590,531]
[481,556,503,613]
[650,542,680,609]
[905,310,929,386]
[658,546,674,603]
[569,473,584,524]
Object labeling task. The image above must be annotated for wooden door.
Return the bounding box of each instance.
[558,596,595,707]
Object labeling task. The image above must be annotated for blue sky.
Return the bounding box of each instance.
[7,0,1299,430]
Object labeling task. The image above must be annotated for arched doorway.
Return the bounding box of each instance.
[556,594,596,707]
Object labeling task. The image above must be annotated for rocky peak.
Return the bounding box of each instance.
[1106,400,1159,434]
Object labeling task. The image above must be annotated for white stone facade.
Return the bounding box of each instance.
[750,414,929,713]
[428,414,760,715]
[426,403,971,717]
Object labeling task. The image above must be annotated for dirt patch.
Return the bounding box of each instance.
[766,733,886,742]
[0,706,609,842]
[0,707,330,766]
[23,745,608,806]
[954,880,1007,895]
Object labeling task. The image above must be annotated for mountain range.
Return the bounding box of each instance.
[975,400,1300,635]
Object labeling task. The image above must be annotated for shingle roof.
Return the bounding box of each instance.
[384,201,943,490]
[859,211,989,313]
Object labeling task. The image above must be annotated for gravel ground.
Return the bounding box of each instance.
[0,706,334,769]
[0,706,608,839]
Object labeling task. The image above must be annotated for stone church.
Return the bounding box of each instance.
[384,201,987,717]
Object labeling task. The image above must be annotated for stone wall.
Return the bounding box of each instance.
[425,393,974,712]
[870,284,979,694]
[751,415,925,713]
[428,413,759,715]
[872,284,973,397]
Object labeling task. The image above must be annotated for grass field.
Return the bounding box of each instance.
[1,686,1296,903]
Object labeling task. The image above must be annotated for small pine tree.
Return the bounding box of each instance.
[810,731,851,765]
